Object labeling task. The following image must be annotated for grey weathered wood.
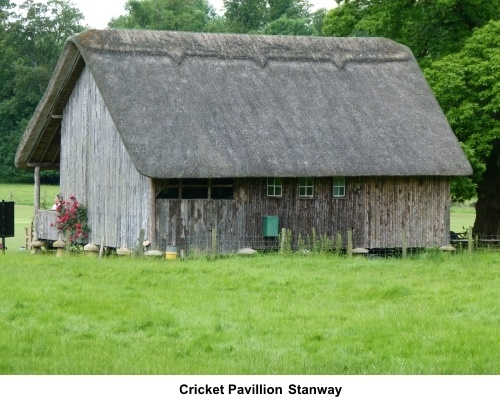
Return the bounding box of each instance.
[347,230,353,258]
[34,166,40,212]
[211,227,217,257]
[99,235,105,259]
[137,229,145,256]
[155,176,450,252]
[65,230,70,252]
[402,232,407,258]
[34,209,59,241]
[39,67,453,252]
[60,67,152,249]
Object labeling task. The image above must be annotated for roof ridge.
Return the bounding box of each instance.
[72,29,412,68]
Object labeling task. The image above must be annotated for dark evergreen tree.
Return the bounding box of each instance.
[0,0,84,182]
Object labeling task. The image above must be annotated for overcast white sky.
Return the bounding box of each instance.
[19,0,337,29]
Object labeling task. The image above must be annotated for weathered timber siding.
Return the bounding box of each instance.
[35,209,59,241]
[155,176,450,252]
[59,66,152,248]
[361,176,450,248]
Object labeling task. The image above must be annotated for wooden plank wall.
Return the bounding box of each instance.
[55,66,450,250]
[35,209,59,241]
[360,176,450,248]
[155,176,450,252]
[60,66,152,248]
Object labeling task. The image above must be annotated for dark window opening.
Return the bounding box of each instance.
[156,178,234,200]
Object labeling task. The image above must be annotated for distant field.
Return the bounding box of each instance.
[0,183,60,207]
[1,183,60,250]
[450,205,476,233]
[0,252,498,374]
[3,205,34,250]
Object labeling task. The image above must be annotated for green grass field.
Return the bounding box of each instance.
[0,183,60,206]
[0,184,494,375]
[0,252,498,374]
[1,183,60,249]
[450,205,476,233]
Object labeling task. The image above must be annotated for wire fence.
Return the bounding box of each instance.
[158,228,500,259]
[29,223,500,258]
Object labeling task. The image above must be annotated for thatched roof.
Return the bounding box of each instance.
[15,29,472,177]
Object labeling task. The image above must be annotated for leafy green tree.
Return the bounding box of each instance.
[223,0,268,32]
[223,0,319,34]
[323,0,500,65]
[109,0,216,31]
[262,15,316,35]
[310,7,327,36]
[323,0,500,232]
[267,0,310,21]
[425,21,500,234]
[0,0,84,182]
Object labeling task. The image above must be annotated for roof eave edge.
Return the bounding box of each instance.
[14,38,82,170]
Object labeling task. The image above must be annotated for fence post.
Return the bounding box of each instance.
[99,235,105,259]
[402,231,407,258]
[468,226,473,253]
[279,228,292,254]
[347,230,353,258]
[137,229,145,257]
[211,227,217,257]
[65,230,71,253]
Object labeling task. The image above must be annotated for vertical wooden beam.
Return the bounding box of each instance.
[149,178,156,248]
[402,231,408,258]
[347,230,353,258]
[65,230,71,253]
[34,166,40,212]
[33,166,41,241]
[211,227,217,257]
[468,226,473,253]
[99,235,105,259]
[137,229,145,256]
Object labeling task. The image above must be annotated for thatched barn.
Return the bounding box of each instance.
[15,29,472,252]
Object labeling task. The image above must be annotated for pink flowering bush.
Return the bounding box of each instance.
[51,195,90,244]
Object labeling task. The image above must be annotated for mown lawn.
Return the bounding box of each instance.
[450,205,476,233]
[1,183,60,250]
[0,183,60,206]
[0,252,498,375]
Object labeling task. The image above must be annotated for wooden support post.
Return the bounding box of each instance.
[211,227,217,257]
[33,166,40,241]
[65,230,71,253]
[468,226,473,253]
[148,178,156,248]
[347,230,353,258]
[25,225,33,250]
[34,166,40,212]
[402,232,407,258]
[99,235,105,259]
[137,229,145,256]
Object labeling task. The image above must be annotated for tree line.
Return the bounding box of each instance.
[1,0,499,233]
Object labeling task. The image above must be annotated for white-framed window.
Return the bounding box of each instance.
[298,177,314,197]
[333,177,346,197]
[267,177,282,197]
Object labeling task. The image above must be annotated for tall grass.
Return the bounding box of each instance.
[0,252,498,375]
